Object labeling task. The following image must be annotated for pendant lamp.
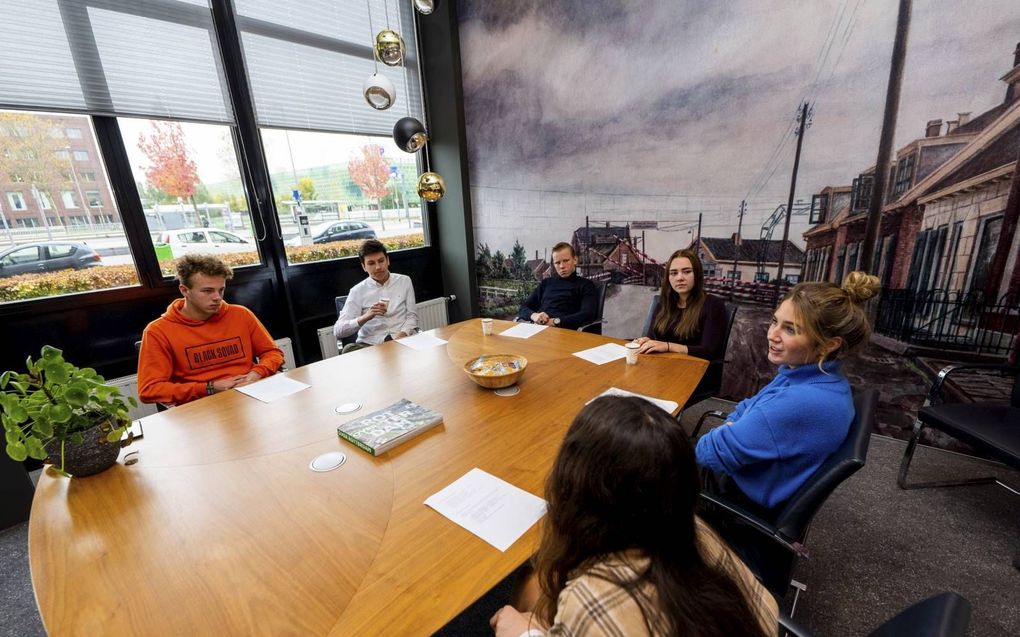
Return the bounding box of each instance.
[393,117,428,152]
[412,0,438,15]
[417,172,445,202]
[363,73,396,110]
[374,29,405,66]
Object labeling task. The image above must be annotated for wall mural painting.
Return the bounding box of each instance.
[457,0,1020,439]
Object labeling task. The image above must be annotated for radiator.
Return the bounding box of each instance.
[417,295,454,331]
[317,326,339,360]
[107,374,159,421]
[274,337,297,370]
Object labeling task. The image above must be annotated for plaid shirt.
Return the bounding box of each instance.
[539,520,777,636]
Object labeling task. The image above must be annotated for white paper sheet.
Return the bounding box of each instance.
[499,323,549,339]
[587,386,679,414]
[572,342,628,365]
[235,374,310,403]
[395,331,449,350]
[424,468,547,552]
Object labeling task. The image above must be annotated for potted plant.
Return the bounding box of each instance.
[1,345,137,477]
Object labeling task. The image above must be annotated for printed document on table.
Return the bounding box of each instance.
[235,374,310,403]
[499,323,549,339]
[572,342,628,365]
[424,468,547,551]
[587,386,679,414]
[395,331,448,350]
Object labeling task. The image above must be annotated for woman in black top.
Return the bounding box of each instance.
[634,248,727,360]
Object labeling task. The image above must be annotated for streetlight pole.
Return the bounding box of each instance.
[65,146,92,231]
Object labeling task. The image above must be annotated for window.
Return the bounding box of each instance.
[6,191,26,210]
[72,150,89,161]
[850,174,873,212]
[93,214,114,224]
[1,246,41,265]
[209,230,245,244]
[65,128,82,139]
[54,149,69,160]
[80,171,96,181]
[810,193,828,224]
[85,190,102,207]
[37,190,53,210]
[968,216,1003,297]
[48,244,76,258]
[119,117,259,271]
[60,190,78,208]
[9,173,24,182]
[46,216,59,226]
[892,153,915,197]
[14,218,38,228]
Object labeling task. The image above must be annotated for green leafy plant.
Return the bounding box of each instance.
[1,346,136,476]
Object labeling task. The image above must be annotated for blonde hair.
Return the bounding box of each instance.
[783,271,880,365]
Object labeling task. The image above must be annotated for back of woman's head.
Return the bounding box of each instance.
[543,395,700,561]
[784,270,881,362]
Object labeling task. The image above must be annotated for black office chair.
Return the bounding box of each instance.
[134,339,168,412]
[698,387,878,599]
[898,363,1020,492]
[897,363,1020,569]
[335,295,358,352]
[640,294,738,411]
[514,280,608,334]
[778,591,971,637]
[577,280,608,334]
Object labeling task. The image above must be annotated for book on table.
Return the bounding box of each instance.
[337,398,443,455]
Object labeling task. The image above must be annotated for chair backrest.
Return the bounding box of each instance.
[773,387,878,540]
[580,281,609,335]
[335,295,357,348]
[640,294,660,339]
[866,591,971,637]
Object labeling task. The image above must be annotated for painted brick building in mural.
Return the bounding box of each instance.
[802,43,1020,302]
[697,236,805,283]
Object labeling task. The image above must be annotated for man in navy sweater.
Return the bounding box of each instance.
[517,242,598,329]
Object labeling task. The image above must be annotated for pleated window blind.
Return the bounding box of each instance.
[0,0,233,123]
[234,0,424,135]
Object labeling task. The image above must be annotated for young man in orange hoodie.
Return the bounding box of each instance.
[137,255,284,406]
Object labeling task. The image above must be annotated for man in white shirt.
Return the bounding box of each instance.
[334,239,418,353]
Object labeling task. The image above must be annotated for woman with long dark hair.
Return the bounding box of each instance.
[634,248,727,360]
[490,396,776,637]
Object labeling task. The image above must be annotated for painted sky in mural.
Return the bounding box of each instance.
[458,0,1020,259]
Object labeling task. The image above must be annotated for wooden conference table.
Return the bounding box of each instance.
[30,319,707,636]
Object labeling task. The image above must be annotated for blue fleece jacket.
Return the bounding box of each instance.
[695,361,854,509]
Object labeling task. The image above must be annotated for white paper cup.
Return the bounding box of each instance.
[379,297,390,313]
[625,342,640,365]
[481,318,493,335]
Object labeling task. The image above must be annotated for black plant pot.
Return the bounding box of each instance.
[46,423,122,477]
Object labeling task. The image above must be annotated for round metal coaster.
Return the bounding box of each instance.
[310,451,347,472]
[493,386,520,397]
[334,402,362,414]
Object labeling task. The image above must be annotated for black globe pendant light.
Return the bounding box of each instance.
[393,117,428,153]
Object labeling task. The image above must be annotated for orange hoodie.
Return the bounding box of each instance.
[137,299,284,405]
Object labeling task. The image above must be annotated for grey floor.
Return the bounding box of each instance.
[4,419,1018,636]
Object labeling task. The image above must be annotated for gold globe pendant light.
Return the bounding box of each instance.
[417,172,445,202]
[374,29,405,66]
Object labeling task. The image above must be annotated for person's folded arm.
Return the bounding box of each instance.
[248,313,284,376]
[685,298,728,359]
[137,332,204,405]
[557,280,598,329]
[334,288,366,338]
[695,407,780,475]
[517,283,544,321]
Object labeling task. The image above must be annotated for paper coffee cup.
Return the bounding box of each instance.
[625,342,640,365]
[379,297,390,313]
[481,318,493,335]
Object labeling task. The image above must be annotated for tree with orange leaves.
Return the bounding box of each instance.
[137,121,200,214]
[348,144,391,205]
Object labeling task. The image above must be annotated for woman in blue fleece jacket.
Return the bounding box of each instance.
[695,271,880,513]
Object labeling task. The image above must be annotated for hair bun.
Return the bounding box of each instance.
[842,271,880,304]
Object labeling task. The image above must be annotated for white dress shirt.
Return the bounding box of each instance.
[334,272,418,345]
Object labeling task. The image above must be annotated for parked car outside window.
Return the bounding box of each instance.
[0,241,102,277]
[311,221,377,244]
[156,228,253,256]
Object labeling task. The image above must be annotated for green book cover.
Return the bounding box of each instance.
[337,398,443,456]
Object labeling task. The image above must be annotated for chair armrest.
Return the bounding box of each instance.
[698,493,809,558]
[926,363,1020,405]
[692,409,726,438]
[576,318,607,332]
[778,613,812,637]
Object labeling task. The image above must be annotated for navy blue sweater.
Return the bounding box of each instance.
[517,274,598,329]
[695,361,854,508]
